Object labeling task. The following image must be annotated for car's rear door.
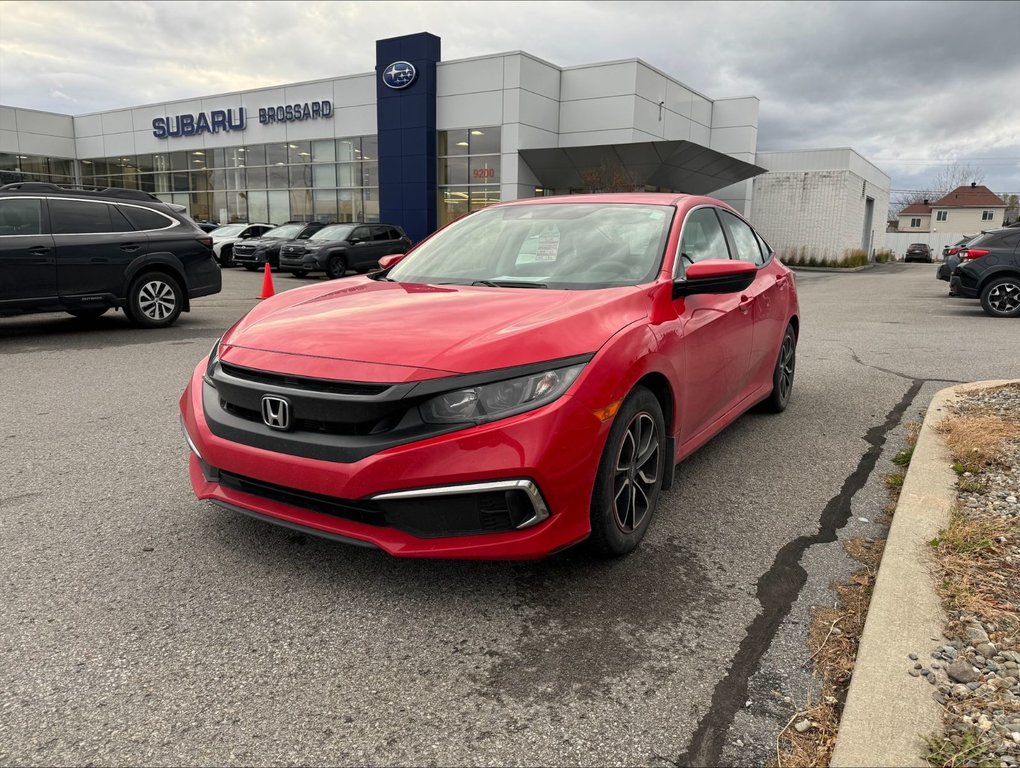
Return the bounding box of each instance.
[0,196,56,306]
[50,198,147,298]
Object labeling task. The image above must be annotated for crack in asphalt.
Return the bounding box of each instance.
[848,347,965,385]
[674,377,924,767]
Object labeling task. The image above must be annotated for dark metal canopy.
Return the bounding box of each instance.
[518,140,766,194]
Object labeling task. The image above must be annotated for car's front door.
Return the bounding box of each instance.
[346,225,378,269]
[665,206,755,442]
[0,197,56,306]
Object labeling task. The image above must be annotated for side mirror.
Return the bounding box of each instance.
[378,253,407,270]
[673,259,756,297]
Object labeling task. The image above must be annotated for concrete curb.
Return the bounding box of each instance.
[787,264,875,273]
[830,380,1019,768]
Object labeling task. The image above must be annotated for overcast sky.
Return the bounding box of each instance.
[1,0,1018,200]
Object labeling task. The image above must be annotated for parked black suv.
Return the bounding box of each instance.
[231,221,326,271]
[949,227,1020,318]
[278,223,412,279]
[904,243,933,263]
[0,182,221,328]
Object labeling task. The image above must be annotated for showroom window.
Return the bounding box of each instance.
[982,210,994,221]
[438,127,500,228]
[910,217,921,228]
[936,210,947,222]
[81,135,380,225]
[0,152,76,186]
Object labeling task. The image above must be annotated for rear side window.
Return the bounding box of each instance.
[50,199,134,234]
[370,226,393,241]
[0,198,44,235]
[719,209,765,266]
[678,207,730,267]
[120,205,173,231]
[351,226,371,241]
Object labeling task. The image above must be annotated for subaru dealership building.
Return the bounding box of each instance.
[0,32,887,255]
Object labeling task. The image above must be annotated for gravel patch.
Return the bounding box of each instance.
[912,384,1020,766]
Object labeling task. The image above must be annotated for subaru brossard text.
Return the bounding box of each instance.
[179,194,800,559]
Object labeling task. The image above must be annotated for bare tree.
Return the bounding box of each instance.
[1002,194,1019,225]
[890,162,988,218]
[580,162,636,193]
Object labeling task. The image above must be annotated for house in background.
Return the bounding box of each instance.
[897,183,1006,233]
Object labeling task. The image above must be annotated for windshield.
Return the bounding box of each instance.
[310,224,355,241]
[263,224,304,239]
[211,224,246,238]
[387,203,673,289]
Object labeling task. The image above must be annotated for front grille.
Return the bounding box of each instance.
[218,470,387,527]
[219,362,392,396]
[220,399,399,436]
[216,469,529,538]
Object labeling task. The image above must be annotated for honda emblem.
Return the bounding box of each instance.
[261,395,292,431]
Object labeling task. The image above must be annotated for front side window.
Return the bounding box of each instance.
[936,210,948,222]
[719,209,764,267]
[262,223,304,240]
[982,210,994,221]
[387,203,672,290]
[0,197,44,235]
[678,207,731,268]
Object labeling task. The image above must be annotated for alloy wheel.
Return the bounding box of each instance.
[988,281,1020,315]
[778,334,795,402]
[612,412,660,533]
[138,279,177,321]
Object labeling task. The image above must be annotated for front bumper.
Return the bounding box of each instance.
[279,253,316,271]
[233,249,266,264]
[179,361,605,559]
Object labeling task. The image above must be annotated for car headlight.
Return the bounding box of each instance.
[204,336,222,382]
[420,364,585,425]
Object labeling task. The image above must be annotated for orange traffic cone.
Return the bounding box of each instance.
[259,262,275,299]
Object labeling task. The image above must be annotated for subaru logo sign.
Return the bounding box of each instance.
[382,61,417,90]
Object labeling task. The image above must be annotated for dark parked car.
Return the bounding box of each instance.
[231,221,326,270]
[278,223,412,279]
[937,235,978,282]
[904,243,933,263]
[948,227,1020,317]
[0,182,220,328]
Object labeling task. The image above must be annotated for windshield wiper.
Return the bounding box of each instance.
[471,280,548,289]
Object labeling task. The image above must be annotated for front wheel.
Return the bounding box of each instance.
[588,387,666,557]
[326,254,348,280]
[219,244,235,267]
[760,324,797,413]
[125,272,183,328]
[979,276,1020,318]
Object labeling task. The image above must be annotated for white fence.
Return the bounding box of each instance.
[885,232,974,259]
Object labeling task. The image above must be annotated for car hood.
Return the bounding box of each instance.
[221,277,650,380]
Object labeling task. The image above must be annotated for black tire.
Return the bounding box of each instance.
[325,253,347,280]
[66,307,109,320]
[124,271,183,328]
[588,387,666,557]
[979,276,1020,318]
[290,270,308,278]
[219,244,235,267]
[243,264,259,272]
[760,324,797,413]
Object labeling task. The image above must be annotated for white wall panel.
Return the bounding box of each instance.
[438,56,504,96]
[502,90,520,125]
[502,54,522,90]
[710,97,758,128]
[518,55,561,100]
[0,107,17,132]
[131,105,166,133]
[0,128,18,153]
[709,125,757,156]
[561,62,636,101]
[16,109,74,137]
[664,112,692,141]
[633,96,665,139]
[665,81,695,119]
[74,135,105,159]
[332,75,375,107]
[437,91,502,129]
[330,104,376,137]
[691,95,712,127]
[283,81,335,105]
[74,114,103,138]
[518,89,559,132]
[102,133,136,157]
[516,123,559,149]
[18,134,76,158]
[559,128,638,148]
[100,110,132,134]
[559,96,634,133]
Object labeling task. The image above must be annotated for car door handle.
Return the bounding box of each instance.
[29,245,51,254]
[120,244,141,252]
[776,275,788,289]
[738,295,754,314]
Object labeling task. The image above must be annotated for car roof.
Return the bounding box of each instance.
[497,192,697,207]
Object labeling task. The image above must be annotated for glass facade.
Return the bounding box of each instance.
[437,127,501,228]
[3,127,500,230]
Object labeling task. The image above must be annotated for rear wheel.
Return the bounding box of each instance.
[588,387,665,557]
[326,254,347,280]
[760,324,797,413]
[219,244,235,267]
[125,271,183,328]
[980,276,1020,318]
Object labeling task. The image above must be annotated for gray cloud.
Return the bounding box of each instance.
[1,0,1017,196]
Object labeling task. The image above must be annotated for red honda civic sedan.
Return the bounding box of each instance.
[180,193,799,559]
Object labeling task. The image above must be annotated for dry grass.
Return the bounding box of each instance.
[773,539,885,768]
[936,413,1017,470]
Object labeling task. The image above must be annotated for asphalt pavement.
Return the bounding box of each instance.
[2,264,1018,766]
